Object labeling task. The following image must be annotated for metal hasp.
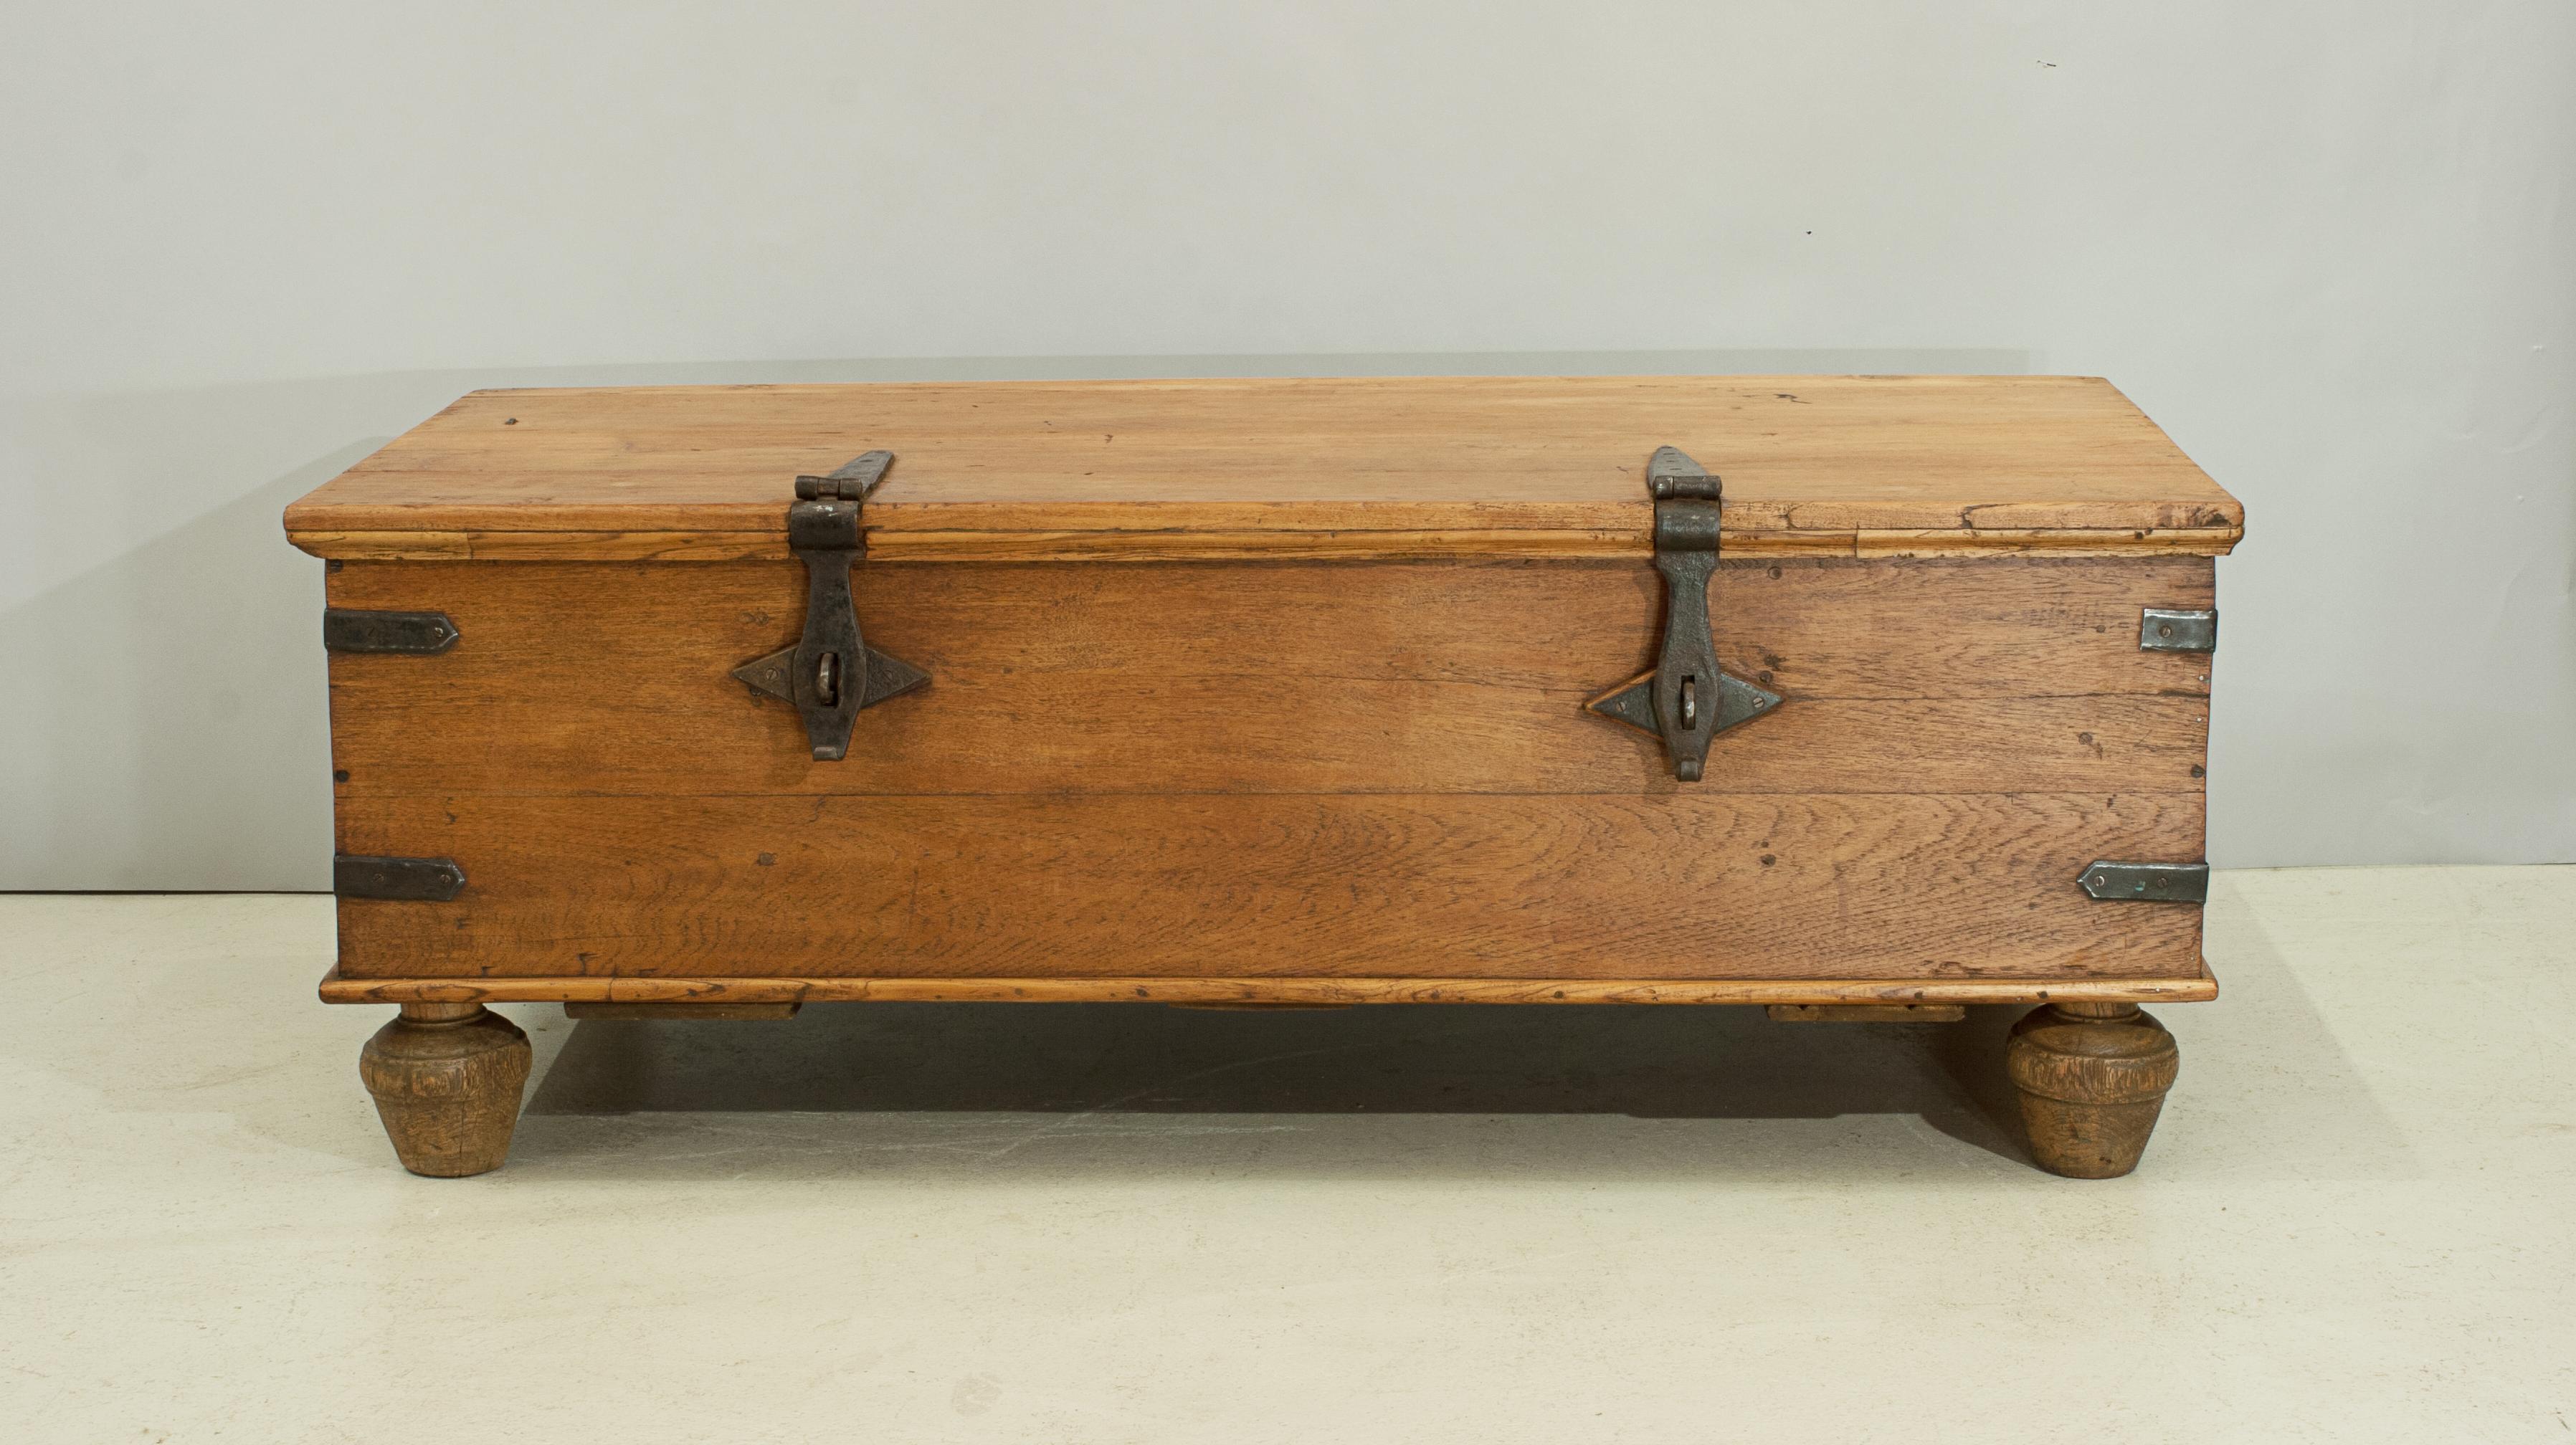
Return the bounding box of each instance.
[323,609,458,655]
[1582,445,1782,780]
[2139,608,2218,652]
[730,451,929,760]
[2077,860,2210,903]
[335,854,467,902]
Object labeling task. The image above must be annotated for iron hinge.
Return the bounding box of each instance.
[1584,445,1782,780]
[729,451,929,760]
[2139,608,2217,652]
[334,854,466,902]
[2077,860,2210,903]
[323,609,458,655]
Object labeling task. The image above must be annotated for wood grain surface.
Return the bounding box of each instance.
[291,525,2245,563]
[283,376,2243,559]
[320,970,2220,1006]
[322,555,2215,798]
[331,791,2206,981]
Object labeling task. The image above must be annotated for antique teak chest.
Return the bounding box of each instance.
[285,376,2240,1179]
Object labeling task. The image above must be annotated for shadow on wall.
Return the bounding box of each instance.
[0,349,2031,891]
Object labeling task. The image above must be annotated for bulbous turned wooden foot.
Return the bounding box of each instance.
[359,1003,531,1177]
[2006,1001,2179,1178]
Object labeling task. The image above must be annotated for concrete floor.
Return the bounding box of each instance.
[1,867,2570,1443]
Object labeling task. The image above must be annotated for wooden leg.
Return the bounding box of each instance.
[358,1002,531,1177]
[2005,1001,2179,1178]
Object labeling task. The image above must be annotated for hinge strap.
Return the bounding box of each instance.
[786,452,883,761]
[1646,446,1727,782]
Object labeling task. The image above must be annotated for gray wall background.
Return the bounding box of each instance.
[4,3,2570,889]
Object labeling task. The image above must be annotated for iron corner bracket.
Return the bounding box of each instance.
[2077,860,2210,903]
[1583,444,1782,780]
[323,609,458,655]
[2139,607,2218,653]
[729,450,929,760]
[334,854,466,902]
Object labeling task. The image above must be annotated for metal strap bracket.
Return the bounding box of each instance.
[2139,608,2218,652]
[323,609,458,655]
[730,451,929,760]
[2077,860,2210,903]
[335,854,467,902]
[1584,445,1782,781]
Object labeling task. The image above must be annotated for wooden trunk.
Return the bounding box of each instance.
[287,376,2239,1175]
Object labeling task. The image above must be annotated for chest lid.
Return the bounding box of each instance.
[282,375,2241,561]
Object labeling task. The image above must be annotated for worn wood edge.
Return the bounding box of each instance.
[285,523,2241,563]
[562,1000,802,1019]
[1767,1003,1970,1022]
[290,530,480,560]
[859,528,1648,561]
[320,969,2220,1006]
[1850,528,2240,558]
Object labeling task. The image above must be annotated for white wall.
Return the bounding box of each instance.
[4,1,2570,888]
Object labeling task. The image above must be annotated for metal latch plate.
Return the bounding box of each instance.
[731,644,926,715]
[1587,669,1778,740]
